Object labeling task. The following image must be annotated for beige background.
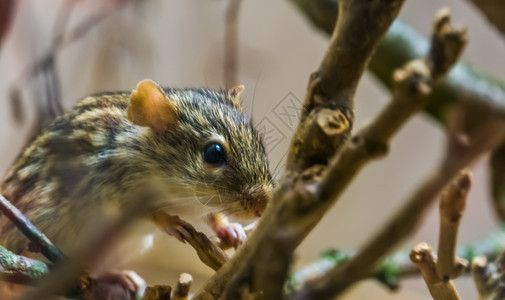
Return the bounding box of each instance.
[1,0,505,298]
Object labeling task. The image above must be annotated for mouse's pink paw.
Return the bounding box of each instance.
[96,269,146,299]
[216,222,247,249]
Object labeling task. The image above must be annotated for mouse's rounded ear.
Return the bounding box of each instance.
[127,79,177,135]
[226,85,244,111]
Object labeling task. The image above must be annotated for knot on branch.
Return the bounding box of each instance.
[292,171,324,212]
[393,60,432,102]
[410,242,465,299]
[350,135,389,159]
[317,108,349,137]
[288,108,351,171]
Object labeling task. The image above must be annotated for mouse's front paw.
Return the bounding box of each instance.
[216,222,247,249]
[96,269,146,299]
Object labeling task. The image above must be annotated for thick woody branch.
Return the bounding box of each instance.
[194,0,406,299]
[291,10,470,299]
[287,0,405,171]
[291,60,432,300]
[436,170,471,281]
[0,194,65,263]
[300,0,404,114]
[410,243,461,300]
[466,0,505,38]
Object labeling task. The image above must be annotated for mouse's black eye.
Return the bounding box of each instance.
[203,143,227,166]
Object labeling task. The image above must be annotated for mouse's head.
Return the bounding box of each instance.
[127,80,273,218]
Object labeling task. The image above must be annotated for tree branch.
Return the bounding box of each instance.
[224,0,242,89]
[408,171,470,300]
[289,0,505,126]
[0,194,65,264]
[290,9,471,299]
[0,0,16,50]
[194,0,406,299]
[174,218,229,271]
[172,273,192,300]
[288,225,505,292]
[436,169,471,281]
[0,245,49,285]
[465,0,505,38]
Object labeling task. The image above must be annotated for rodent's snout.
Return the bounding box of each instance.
[240,185,271,218]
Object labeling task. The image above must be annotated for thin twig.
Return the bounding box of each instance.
[14,1,132,87]
[409,171,471,300]
[436,170,471,281]
[172,273,193,300]
[180,222,229,271]
[153,211,229,271]
[224,0,242,89]
[44,0,78,117]
[0,194,65,264]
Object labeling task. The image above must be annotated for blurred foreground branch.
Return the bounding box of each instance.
[288,226,505,291]
[0,192,179,300]
[11,0,137,132]
[289,0,505,126]
[466,0,505,37]
[224,0,242,89]
[0,0,16,50]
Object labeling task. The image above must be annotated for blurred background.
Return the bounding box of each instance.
[1,0,504,298]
